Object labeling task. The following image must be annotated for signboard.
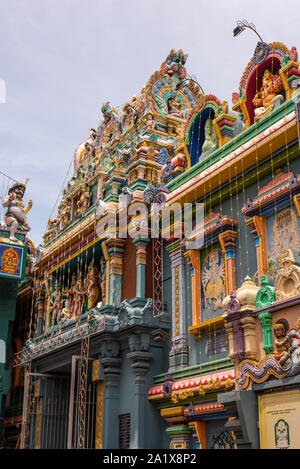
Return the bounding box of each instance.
[0,241,27,281]
[259,389,300,449]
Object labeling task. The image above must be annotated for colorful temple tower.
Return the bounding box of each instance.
[6,41,300,449]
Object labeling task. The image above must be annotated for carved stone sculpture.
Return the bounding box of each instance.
[275,249,300,301]
[2,181,32,242]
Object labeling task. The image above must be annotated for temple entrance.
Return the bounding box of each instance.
[20,372,70,449]
[20,354,97,449]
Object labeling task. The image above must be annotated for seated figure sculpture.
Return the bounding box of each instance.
[252,69,284,121]
[273,319,290,365]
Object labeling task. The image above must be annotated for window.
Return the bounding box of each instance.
[119,413,130,449]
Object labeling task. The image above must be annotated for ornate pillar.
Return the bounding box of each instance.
[219,230,237,295]
[133,238,149,299]
[104,239,125,307]
[223,277,259,370]
[91,360,104,449]
[222,291,245,375]
[100,340,121,449]
[167,242,188,368]
[256,275,276,355]
[236,277,259,360]
[35,280,45,337]
[187,250,201,326]
[127,334,152,449]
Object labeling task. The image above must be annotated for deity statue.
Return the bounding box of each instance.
[99,256,106,304]
[73,273,86,317]
[2,181,33,242]
[86,264,100,310]
[202,118,218,155]
[67,176,76,194]
[273,319,290,365]
[89,128,97,142]
[43,217,59,244]
[83,141,95,165]
[50,280,63,328]
[167,96,183,117]
[161,49,188,89]
[60,197,71,229]
[77,183,90,216]
[62,272,77,319]
[252,69,284,121]
[144,114,156,130]
[61,298,73,322]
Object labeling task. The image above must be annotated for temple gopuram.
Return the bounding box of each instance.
[2,39,300,450]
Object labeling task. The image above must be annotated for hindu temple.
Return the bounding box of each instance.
[2,36,300,450]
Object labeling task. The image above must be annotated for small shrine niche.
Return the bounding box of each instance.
[236,42,291,127]
[186,100,219,167]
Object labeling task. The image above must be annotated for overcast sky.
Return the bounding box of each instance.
[0,0,299,246]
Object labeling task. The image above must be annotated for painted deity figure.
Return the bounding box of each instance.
[50,280,63,328]
[2,181,33,242]
[63,272,77,319]
[73,273,86,317]
[273,320,290,365]
[61,298,73,322]
[275,420,290,449]
[202,249,225,311]
[83,141,95,167]
[202,118,218,155]
[167,96,183,117]
[77,183,90,216]
[60,197,71,229]
[144,114,156,130]
[252,69,284,120]
[86,264,100,310]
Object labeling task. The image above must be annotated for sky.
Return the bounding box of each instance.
[0,0,299,247]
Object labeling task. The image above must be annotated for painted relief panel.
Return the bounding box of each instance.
[259,390,300,449]
[201,248,225,321]
[266,208,300,280]
[0,242,26,280]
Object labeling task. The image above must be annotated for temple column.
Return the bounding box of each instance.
[133,238,149,299]
[240,316,257,360]
[127,341,152,448]
[100,340,121,449]
[258,312,273,354]
[35,280,45,337]
[167,242,189,368]
[256,275,276,355]
[104,239,125,307]
[187,250,201,326]
[219,231,237,295]
[91,360,104,449]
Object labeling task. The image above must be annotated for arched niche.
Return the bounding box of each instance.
[239,43,290,127]
[186,103,218,167]
[244,55,283,126]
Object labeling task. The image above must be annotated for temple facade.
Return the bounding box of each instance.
[3,41,300,449]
